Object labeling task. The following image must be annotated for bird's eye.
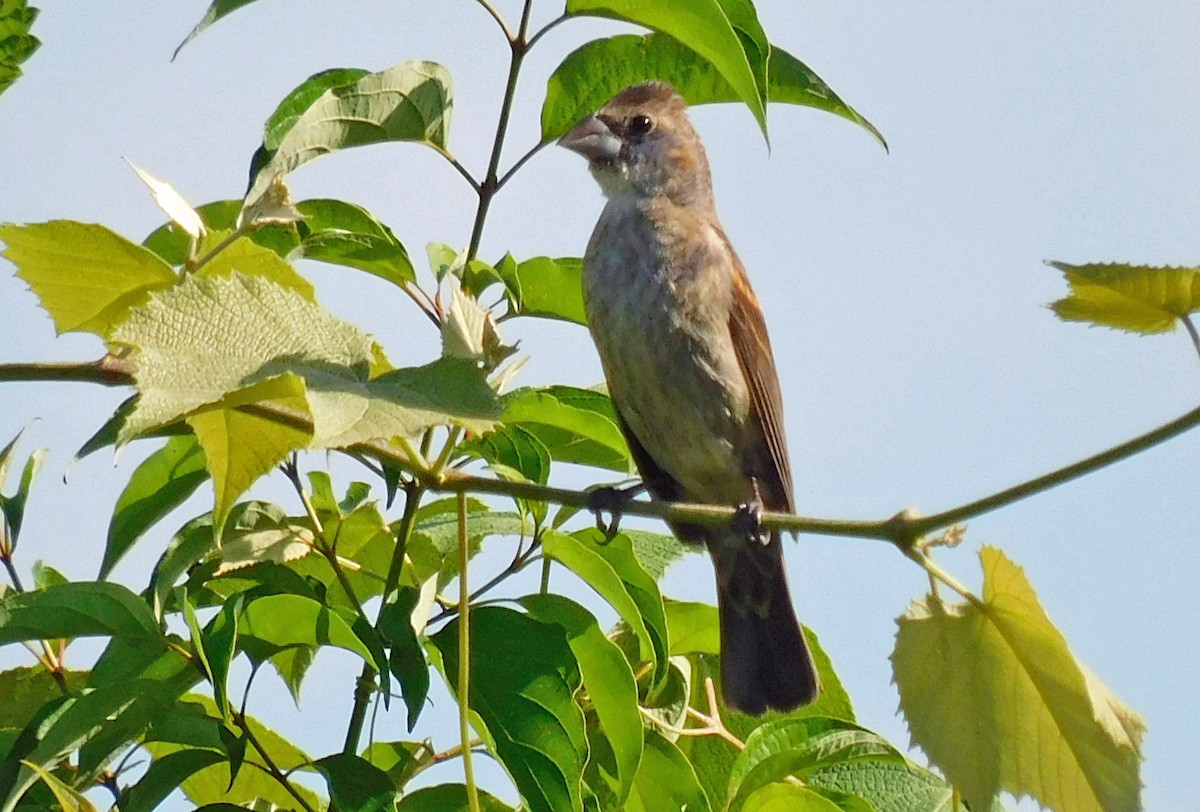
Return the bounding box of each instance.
[627,114,654,137]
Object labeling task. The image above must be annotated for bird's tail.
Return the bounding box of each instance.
[709,532,819,714]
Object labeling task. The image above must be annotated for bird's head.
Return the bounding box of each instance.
[559,81,713,206]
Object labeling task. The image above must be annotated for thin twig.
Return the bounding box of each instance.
[457,492,483,812]
[495,142,547,191]
[472,0,513,40]
[429,144,481,193]
[238,713,319,812]
[524,12,568,51]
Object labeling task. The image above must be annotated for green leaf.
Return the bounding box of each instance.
[0,221,177,336]
[1047,261,1200,334]
[460,424,551,485]
[360,740,432,791]
[406,508,529,587]
[543,33,883,147]
[564,0,767,134]
[396,784,516,811]
[378,588,430,732]
[497,256,587,325]
[186,373,311,535]
[0,432,43,550]
[193,231,315,300]
[120,748,226,812]
[498,386,632,473]
[521,594,642,805]
[262,69,373,151]
[811,758,1005,812]
[727,717,903,811]
[0,0,40,100]
[892,546,1144,812]
[292,198,417,288]
[215,519,314,576]
[149,513,217,620]
[16,762,96,812]
[101,434,208,578]
[626,731,711,812]
[110,273,499,450]
[0,668,86,729]
[542,529,669,690]
[239,593,374,666]
[174,0,259,56]
[622,528,691,581]
[738,783,847,812]
[430,606,587,812]
[245,61,453,205]
[0,582,161,643]
[664,599,720,656]
[199,597,240,719]
[314,753,396,812]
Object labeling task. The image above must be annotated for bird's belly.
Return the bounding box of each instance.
[586,268,754,506]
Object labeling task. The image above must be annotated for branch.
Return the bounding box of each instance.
[456,492,483,812]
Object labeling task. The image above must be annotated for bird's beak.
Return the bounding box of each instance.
[558,114,622,162]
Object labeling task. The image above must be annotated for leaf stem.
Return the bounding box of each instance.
[524,12,568,52]
[495,142,547,191]
[473,0,513,40]
[236,711,319,812]
[1183,314,1200,366]
[429,143,481,193]
[457,491,483,812]
[465,0,536,262]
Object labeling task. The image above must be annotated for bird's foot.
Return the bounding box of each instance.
[732,500,769,546]
[587,482,644,542]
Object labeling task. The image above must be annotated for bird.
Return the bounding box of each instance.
[559,81,819,714]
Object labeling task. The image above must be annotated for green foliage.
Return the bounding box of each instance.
[0,0,40,100]
[0,3,1155,812]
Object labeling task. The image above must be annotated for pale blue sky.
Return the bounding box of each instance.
[2,2,1198,809]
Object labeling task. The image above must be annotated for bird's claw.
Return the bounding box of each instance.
[732,500,769,546]
[587,484,640,542]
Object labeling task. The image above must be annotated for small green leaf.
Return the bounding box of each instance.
[193,230,315,300]
[664,599,721,656]
[293,198,417,288]
[396,784,516,811]
[498,386,632,473]
[811,758,1005,812]
[626,731,711,812]
[497,256,587,325]
[430,606,587,812]
[726,717,903,811]
[622,528,691,581]
[239,593,374,666]
[460,424,551,485]
[215,520,314,576]
[245,61,454,205]
[521,595,642,805]
[378,588,430,732]
[101,434,209,578]
[174,0,260,56]
[0,582,161,643]
[314,753,396,812]
[1048,260,1200,334]
[0,433,43,550]
[262,69,373,151]
[16,762,96,812]
[360,740,432,790]
[0,221,177,336]
[892,546,1144,812]
[564,0,767,133]
[738,783,846,812]
[200,597,240,719]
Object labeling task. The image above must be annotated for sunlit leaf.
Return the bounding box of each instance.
[1048,260,1200,334]
[0,221,176,336]
[0,582,160,643]
[396,784,516,811]
[544,33,882,146]
[120,748,226,812]
[892,546,1144,812]
[314,753,396,812]
[125,159,205,239]
[565,0,767,133]
[174,0,259,56]
[496,256,587,325]
[626,731,711,812]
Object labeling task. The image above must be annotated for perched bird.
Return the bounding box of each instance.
[559,81,819,713]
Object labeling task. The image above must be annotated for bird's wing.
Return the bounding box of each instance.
[613,407,706,545]
[726,250,795,513]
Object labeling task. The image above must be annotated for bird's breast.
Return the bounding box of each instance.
[582,200,755,504]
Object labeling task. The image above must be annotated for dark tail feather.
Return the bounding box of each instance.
[713,536,819,714]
